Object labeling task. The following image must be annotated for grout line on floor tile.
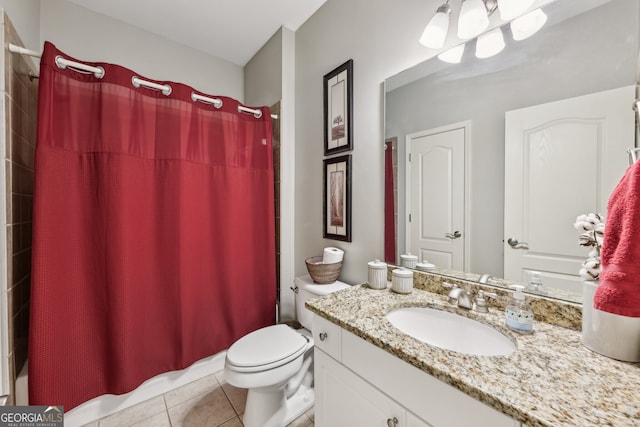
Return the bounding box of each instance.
[161,394,172,427]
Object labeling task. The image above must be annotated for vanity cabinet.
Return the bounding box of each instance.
[313,314,520,427]
[315,349,410,426]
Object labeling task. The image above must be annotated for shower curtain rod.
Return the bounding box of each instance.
[8,43,278,119]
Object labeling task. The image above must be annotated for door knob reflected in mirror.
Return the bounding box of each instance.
[445,231,462,239]
[507,238,529,250]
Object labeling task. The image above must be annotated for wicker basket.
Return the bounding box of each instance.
[305,256,343,284]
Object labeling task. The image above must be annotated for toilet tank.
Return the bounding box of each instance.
[295,275,350,330]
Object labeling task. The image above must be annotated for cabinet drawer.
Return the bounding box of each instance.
[315,349,405,427]
[312,315,342,361]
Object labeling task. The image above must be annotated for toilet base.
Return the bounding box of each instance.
[243,382,314,427]
[284,383,314,424]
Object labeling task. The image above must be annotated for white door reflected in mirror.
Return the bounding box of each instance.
[504,86,634,294]
[406,121,468,270]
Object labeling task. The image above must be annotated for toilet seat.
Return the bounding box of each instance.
[226,324,309,373]
[224,275,352,427]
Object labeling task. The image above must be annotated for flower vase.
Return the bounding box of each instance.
[582,280,640,362]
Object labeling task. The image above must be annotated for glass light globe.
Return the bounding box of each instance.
[498,0,535,21]
[458,0,489,40]
[419,4,451,49]
[511,9,548,41]
[476,27,505,59]
[437,43,466,64]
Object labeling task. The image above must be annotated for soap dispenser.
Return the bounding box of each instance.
[505,285,533,334]
[529,271,546,295]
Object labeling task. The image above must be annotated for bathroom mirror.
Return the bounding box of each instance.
[384,0,640,304]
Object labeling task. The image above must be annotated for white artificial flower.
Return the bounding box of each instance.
[578,232,596,247]
[574,213,602,231]
[595,233,604,247]
[582,257,600,270]
[579,267,599,281]
[573,219,590,232]
[580,257,601,280]
[594,222,605,246]
[575,213,605,280]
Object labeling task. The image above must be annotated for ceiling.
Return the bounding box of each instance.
[66,0,327,66]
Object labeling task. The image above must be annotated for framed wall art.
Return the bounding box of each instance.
[323,155,352,242]
[323,59,353,155]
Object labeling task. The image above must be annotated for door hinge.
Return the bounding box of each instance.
[408,214,412,222]
[409,153,412,162]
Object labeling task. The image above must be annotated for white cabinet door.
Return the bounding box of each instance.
[504,86,634,294]
[406,122,468,270]
[406,412,433,427]
[314,348,405,427]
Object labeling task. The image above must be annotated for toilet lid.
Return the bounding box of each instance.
[226,324,308,370]
[295,275,350,295]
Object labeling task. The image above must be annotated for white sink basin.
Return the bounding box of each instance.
[385,307,516,356]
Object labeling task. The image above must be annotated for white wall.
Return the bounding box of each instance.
[294,0,440,284]
[279,28,296,319]
[0,0,39,54]
[40,0,243,100]
[245,28,282,108]
[244,26,298,321]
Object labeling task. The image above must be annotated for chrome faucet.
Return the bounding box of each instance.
[478,274,493,284]
[442,282,472,309]
[473,290,498,313]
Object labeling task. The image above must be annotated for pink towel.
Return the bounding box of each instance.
[594,161,640,317]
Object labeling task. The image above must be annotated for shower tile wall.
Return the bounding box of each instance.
[2,12,37,404]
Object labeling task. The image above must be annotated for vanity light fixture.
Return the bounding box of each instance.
[497,0,535,21]
[422,0,548,64]
[437,43,466,63]
[510,8,548,41]
[419,2,452,49]
[457,0,490,39]
[475,27,505,58]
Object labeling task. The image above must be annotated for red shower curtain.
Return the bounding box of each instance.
[29,42,276,410]
[384,141,396,263]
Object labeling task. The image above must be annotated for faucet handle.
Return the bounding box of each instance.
[442,282,472,309]
[442,282,459,304]
[479,273,493,284]
[474,290,498,313]
[479,290,498,299]
[441,282,457,290]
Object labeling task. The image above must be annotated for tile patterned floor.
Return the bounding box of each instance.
[82,371,314,427]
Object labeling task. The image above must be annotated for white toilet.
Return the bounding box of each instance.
[224,275,350,427]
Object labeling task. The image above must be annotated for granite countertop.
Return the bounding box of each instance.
[306,284,640,427]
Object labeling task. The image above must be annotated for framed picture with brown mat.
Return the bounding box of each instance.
[323,155,352,242]
[323,59,353,155]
